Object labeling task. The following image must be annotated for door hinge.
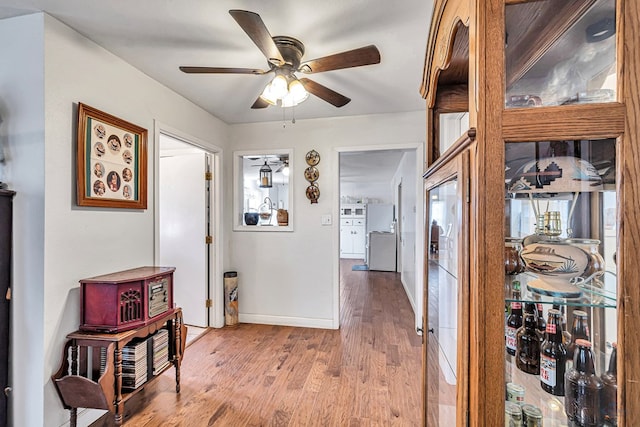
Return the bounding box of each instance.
[205,299,213,308]
[205,235,213,244]
[205,172,212,181]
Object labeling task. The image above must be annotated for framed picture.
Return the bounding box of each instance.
[76,103,148,209]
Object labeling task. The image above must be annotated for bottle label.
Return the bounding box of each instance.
[540,354,556,386]
[511,302,522,309]
[546,323,557,334]
[506,327,517,352]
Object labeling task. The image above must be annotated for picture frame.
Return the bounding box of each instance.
[76,103,148,209]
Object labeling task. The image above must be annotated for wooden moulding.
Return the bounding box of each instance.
[423,127,476,181]
[420,0,470,106]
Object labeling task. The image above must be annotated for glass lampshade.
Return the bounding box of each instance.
[507,156,603,194]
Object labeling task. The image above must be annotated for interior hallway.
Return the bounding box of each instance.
[91,259,422,426]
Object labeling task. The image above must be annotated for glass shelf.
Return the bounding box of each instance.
[505,272,616,309]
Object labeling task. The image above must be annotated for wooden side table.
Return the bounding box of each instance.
[52,308,186,426]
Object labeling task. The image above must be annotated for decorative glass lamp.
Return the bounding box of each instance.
[259,161,272,188]
[507,156,605,297]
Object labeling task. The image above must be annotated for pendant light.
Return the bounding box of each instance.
[259,160,272,188]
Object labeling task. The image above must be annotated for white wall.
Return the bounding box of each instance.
[0,13,46,427]
[340,181,393,204]
[392,152,419,315]
[228,112,424,329]
[2,13,230,427]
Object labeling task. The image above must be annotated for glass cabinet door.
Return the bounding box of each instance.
[503,138,617,427]
[424,154,469,426]
[505,0,616,108]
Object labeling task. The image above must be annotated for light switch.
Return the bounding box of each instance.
[321,214,332,225]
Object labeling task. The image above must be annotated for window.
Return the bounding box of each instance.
[233,149,293,231]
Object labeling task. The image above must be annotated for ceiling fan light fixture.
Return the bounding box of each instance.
[289,79,309,103]
[270,74,289,99]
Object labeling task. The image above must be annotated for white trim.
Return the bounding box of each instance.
[153,121,225,328]
[239,314,336,330]
[333,141,425,331]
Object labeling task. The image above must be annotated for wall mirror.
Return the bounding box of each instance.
[233,149,293,231]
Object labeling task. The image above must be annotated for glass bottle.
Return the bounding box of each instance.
[536,303,546,335]
[566,310,590,372]
[506,283,523,356]
[565,339,603,426]
[516,312,541,374]
[540,308,566,396]
[601,343,617,425]
[552,301,570,344]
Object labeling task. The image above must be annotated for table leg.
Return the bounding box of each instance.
[174,314,181,393]
[70,407,77,427]
[114,346,124,426]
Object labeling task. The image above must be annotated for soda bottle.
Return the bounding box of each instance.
[565,339,603,426]
[516,312,541,374]
[566,310,590,372]
[540,308,566,395]
[506,283,523,356]
[601,343,617,425]
[536,303,546,334]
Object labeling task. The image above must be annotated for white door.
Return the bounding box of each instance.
[159,152,208,327]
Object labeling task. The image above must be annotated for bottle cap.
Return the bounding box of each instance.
[548,308,561,316]
[575,339,592,347]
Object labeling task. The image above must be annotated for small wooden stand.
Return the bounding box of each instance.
[52,308,186,426]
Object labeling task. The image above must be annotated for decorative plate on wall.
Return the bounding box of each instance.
[304,166,319,182]
[305,149,320,166]
[305,183,320,204]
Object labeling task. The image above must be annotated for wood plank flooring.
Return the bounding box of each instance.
[90,259,422,426]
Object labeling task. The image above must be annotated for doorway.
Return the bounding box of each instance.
[155,127,224,338]
[335,144,424,332]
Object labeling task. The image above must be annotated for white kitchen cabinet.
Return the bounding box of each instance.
[340,218,366,259]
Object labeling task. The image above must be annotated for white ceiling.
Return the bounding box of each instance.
[0,0,433,125]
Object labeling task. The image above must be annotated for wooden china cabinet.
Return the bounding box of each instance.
[421,0,639,426]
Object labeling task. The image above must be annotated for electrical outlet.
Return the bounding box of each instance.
[321,214,332,225]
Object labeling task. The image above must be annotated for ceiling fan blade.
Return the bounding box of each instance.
[299,78,351,107]
[179,66,268,75]
[251,97,270,109]
[298,45,381,74]
[229,10,285,66]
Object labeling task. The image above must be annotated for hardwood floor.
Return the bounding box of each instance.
[91,259,422,426]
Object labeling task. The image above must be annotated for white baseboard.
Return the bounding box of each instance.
[239,314,336,329]
[72,408,108,427]
[400,275,417,315]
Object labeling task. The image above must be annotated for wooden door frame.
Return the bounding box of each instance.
[153,121,224,328]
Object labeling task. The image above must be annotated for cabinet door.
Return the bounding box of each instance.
[352,225,366,256]
[340,225,353,256]
[423,151,469,426]
[503,137,617,426]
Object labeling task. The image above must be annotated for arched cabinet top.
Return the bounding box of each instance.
[420,0,470,109]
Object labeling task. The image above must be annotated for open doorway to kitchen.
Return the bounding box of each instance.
[155,125,224,345]
[336,144,424,332]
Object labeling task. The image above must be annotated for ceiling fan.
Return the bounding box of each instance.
[179,10,381,109]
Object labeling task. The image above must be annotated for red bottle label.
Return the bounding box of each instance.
[506,327,517,351]
[546,323,557,334]
[511,302,522,309]
[540,354,557,386]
